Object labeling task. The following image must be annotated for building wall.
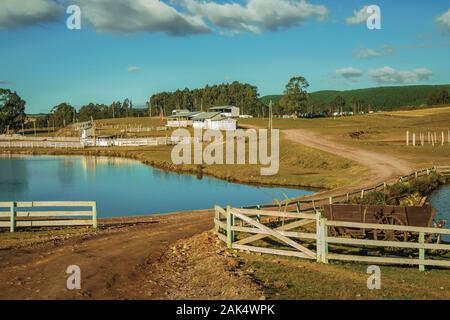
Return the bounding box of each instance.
[194,119,237,131]
[166,120,192,127]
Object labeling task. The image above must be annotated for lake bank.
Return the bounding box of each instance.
[0,146,328,191]
[0,154,314,217]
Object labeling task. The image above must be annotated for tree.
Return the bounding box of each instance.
[427,89,448,106]
[331,95,346,113]
[0,89,26,133]
[149,81,261,116]
[50,102,76,127]
[350,96,364,114]
[279,76,309,115]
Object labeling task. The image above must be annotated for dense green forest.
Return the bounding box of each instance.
[149,82,265,117]
[261,84,450,112]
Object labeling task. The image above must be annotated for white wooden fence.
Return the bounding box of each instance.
[245,166,449,214]
[0,135,80,142]
[0,141,84,149]
[0,201,97,232]
[215,206,450,271]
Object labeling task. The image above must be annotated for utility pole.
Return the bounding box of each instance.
[269,100,273,133]
[91,116,96,147]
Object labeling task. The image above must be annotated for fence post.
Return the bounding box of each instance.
[360,189,365,199]
[419,232,425,272]
[226,206,233,249]
[316,211,322,263]
[316,212,328,264]
[329,197,333,205]
[92,202,98,229]
[320,216,328,264]
[10,202,16,233]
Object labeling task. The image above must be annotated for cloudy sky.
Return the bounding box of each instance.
[0,0,449,113]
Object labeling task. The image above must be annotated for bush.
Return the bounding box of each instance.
[360,191,387,205]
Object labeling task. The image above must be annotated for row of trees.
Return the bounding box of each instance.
[149,81,266,117]
[35,99,144,128]
[270,81,373,116]
[427,89,449,106]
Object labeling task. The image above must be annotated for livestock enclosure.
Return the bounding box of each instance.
[0,201,97,232]
[214,206,450,271]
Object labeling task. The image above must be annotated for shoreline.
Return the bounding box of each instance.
[0,147,325,192]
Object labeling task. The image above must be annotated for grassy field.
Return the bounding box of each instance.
[239,253,450,300]
[240,105,450,168]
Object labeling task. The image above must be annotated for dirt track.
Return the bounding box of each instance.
[0,210,214,300]
[284,129,414,197]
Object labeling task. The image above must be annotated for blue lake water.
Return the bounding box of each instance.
[0,155,312,218]
[430,185,450,238]
[430,185,450,222]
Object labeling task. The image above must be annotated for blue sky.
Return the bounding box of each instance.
[0,0,449,113]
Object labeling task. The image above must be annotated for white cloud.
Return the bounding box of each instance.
[74,0,211,36]
[335,67,363,80]
[180,0,328,34]
[127,66,141,73]
[0,0,328,36]
[369,67,433,85]
[345,6,370,25]
[354,46,395,59]
[436,9,450,31]
[354,48,382,59]
[0,0,61,29]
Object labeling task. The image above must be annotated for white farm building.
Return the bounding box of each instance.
[208,106,240,118]
[192,112,237,131]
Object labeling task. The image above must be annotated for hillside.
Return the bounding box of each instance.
[261,84,450,111]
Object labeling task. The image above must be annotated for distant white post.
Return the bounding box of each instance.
[406,130,409,146]
[412,133,416,147]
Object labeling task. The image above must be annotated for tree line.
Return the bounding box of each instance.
[427,89,449,106]
[2,80,450,134]
[149,81,266,117]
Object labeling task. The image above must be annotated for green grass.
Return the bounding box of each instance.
[240,105,450,168]
[240,253,450,300]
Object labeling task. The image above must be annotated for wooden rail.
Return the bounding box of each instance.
[0,201,97,232]
[214,206,450,271]
[244,166,450,214]
[0,141,84,149]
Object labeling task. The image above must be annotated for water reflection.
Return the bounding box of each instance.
[0,155,29,198]
[0,154,312,218]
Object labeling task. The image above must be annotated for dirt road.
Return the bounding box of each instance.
[284,129,414,197]
[0,210,214,300]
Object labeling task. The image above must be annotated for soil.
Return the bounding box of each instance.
[0,210,228,299]
[284,129,415,198]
